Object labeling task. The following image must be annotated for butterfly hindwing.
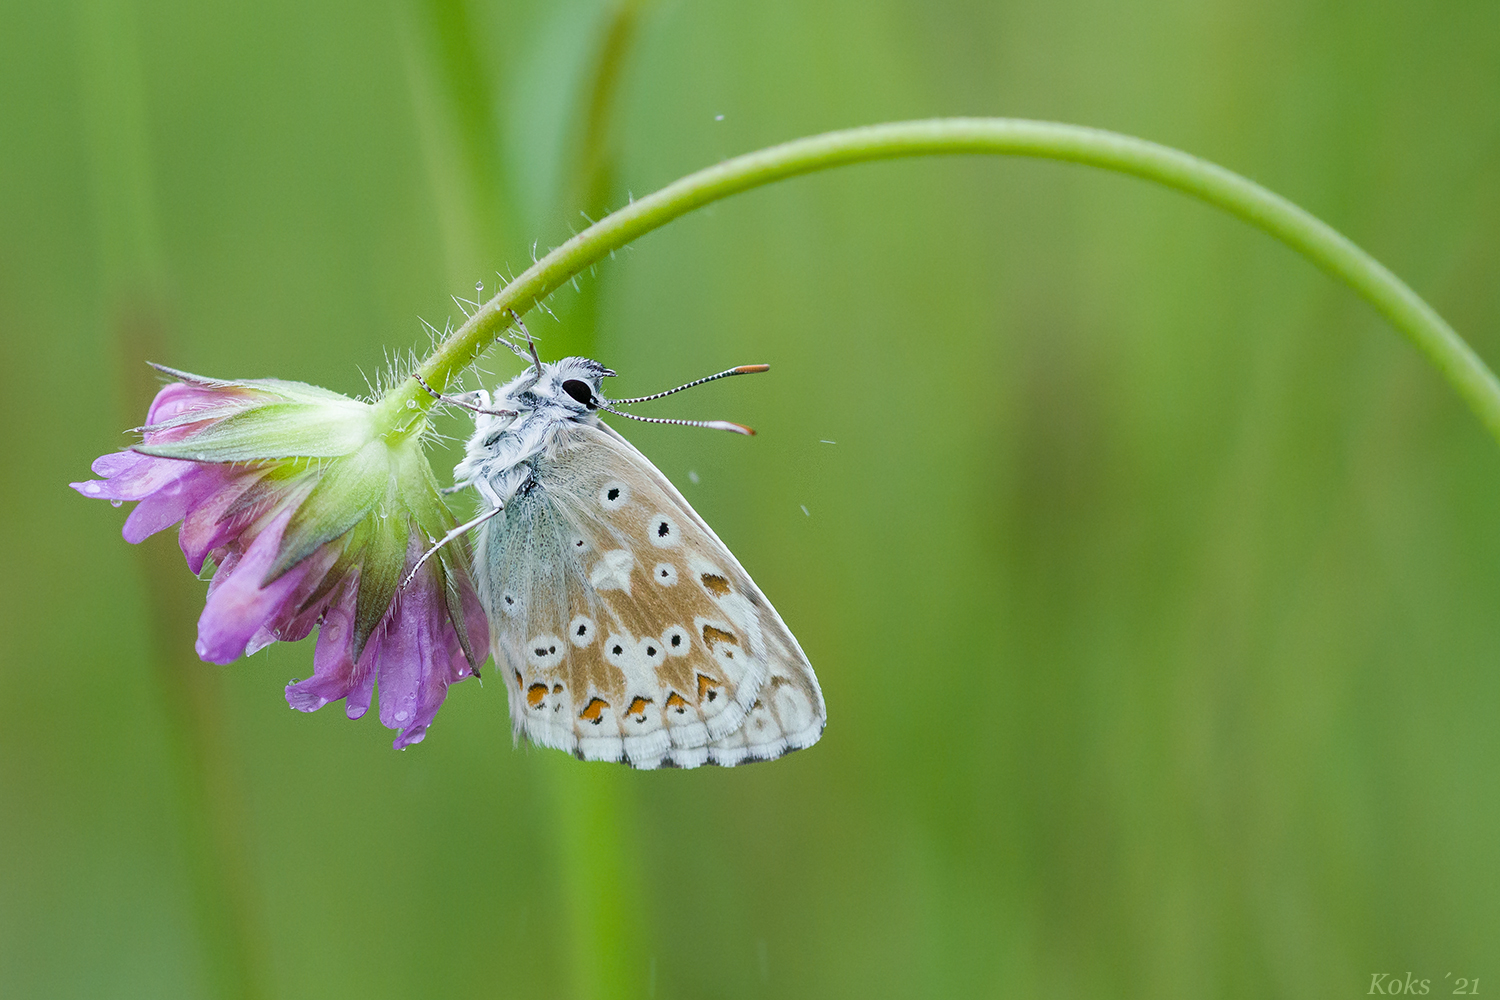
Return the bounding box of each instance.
[475,422,824,768]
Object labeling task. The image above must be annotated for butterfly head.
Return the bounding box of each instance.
[547,357,616,416]
[489,343,767,437]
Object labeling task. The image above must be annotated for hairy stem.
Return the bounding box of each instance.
[378,117,1500,446]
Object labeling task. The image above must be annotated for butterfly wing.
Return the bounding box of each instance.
[474,421,824,768]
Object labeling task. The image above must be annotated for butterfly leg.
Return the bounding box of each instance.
[474,475,508,510]
[411,374,516,417]
[402,503,504,589]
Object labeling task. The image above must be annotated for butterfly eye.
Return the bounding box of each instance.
[561,379,595,407]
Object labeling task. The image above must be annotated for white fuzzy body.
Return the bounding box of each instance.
[451,357,612,507]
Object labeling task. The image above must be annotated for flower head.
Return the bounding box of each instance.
[72,366,487,748]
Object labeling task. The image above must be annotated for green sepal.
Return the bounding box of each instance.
[136,400,373,462]
[403,460,484,670]
[149,363,358,405]
[262,445,388,585]
[350,508,407,663]
[221,464,313,524]
[439,549,483,671]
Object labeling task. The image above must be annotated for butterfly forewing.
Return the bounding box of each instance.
[476,422,824,768]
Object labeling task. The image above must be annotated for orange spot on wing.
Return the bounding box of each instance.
[665,692,689,714]
[696,673,720,703]
[700,573,731,597]
[580,697,610,724]
[702,625,736,650]
[626,696,653,717]
[526,683,547,708]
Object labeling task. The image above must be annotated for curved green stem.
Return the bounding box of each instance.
[378,118,1500,445]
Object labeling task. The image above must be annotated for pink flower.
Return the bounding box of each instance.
[72,367,488,748]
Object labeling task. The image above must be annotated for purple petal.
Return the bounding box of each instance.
[177,471,264,574]
[285,584,372,717]
[146,381,255,426]
[373,588,434,744]
[203,546,243,603]
[243,542,342,653]
[121,464,230,544]
[344,662,377,721]
[381,563,479,749]
[246,595,321,653]
[92,451,147,479]
[72,451,195,505]
[402,638,476,748]
[283,531,485,747]
[195,510,303,664]
[457,563,490,668]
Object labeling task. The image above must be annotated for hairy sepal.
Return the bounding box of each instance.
[137,400,374,462]
[351,506,407,663]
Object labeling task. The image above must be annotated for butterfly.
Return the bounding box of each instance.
[414,317,825,768]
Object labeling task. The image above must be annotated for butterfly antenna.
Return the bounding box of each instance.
[598,402,754,436]
[609,364,770,405]
[510,310,544,377]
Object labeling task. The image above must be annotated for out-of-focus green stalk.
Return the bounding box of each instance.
[549,763,645,1000]
[378,118,1500,449]
[402,0,518,283]
[570,0,648,223]
[546,0,649,363]
[77,3,269,998]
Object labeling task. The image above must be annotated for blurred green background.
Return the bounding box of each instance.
[3,0,1498,997]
